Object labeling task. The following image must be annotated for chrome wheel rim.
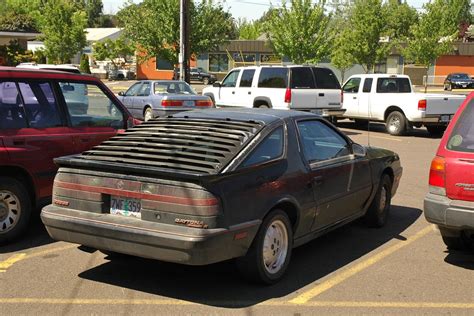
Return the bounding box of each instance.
[388,116,400,133]
[263,219,288,274]
[0,191,20,233]
[144,109,153,121]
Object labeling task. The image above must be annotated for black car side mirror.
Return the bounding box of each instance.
[213,82,221,88]
[352,143,367,157]
[118,91,125,96]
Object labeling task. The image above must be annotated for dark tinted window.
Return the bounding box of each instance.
[447,98,474,153]
[18,82,62,128]
[239,69,255,87]
[376,78,411,93]
[258,68,288,88]
[452,73,470,80]
[297,120,349,162]
[313,67,341,89]
[221,70,240,88]
[0,82,27,129]
[241,127,284,167]
[290,67,315,89]
[362,78,373,93]
[342,78,361,93]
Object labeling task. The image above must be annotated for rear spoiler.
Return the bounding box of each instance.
[54,155,219,182]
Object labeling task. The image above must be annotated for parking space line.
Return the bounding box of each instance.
[0,298,473,310]
[0,253,27,272]
[289,225,432,304]
[24,244,77,260]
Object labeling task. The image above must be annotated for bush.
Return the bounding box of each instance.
[79,54,91,74]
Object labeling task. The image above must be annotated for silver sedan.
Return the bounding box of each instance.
[117,80,213,121]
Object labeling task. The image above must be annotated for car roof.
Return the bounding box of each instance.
[348,74,410,79]
[229,65,333,71]
[0,66,99,82]
[171,108,318,125]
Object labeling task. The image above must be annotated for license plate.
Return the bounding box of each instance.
[110,196,141,218]
[462,85,467,88]
[440,115,450,122]
[183,100,194,107]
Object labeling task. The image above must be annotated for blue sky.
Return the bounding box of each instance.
[103,0,429,21]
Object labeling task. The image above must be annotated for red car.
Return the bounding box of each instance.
[424,92,474,251]
[0,67,136,244]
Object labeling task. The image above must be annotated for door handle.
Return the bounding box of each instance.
[318,93,325,97]
[232,91,235,94]
[313,176,324,186]
[13,139,26,146]
[248,91,251,95]
[353,96,357,99]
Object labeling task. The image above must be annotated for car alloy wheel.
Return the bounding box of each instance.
[202,77,209,85]
[144,107,153,121]
[262,219,289,274]
[386,111,407,136]
[0,191,20,234]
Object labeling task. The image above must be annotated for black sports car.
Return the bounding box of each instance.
[444,73,474,90]
[41,109,402,284]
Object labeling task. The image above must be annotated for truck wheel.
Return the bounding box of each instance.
[143,107,153,121]
[440,230,473,251]
[426,126,446,136]
[364,174,392,228]
[0,177,32,244]
[236,209,293,284]
[256,104,269,109]
[386,111,407,136]
[202,77,209,85]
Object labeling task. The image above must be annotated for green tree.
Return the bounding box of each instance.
[38,0,87,64]
[0,0,42,32]
[264,0,331,64]
[79,54,91,73]
[329,1,354,82]
[118,0,236,65]
[345,0,386,73]
[72,0,104,28]
[382,0,418,45]
[93,37,134,66]
[236,18,262,40]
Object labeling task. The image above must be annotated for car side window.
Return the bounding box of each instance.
[0,81,28,129]
[312,67,341,89]
[290,67,315,89]
[362,78,373,93]
[297,120,350,163]
[18,81,63,128]
[239,69,255,88]
[258,68,288,88]
[240,127,284,168]
[137,82,151,96]
[221,70,240,88]
[59,82,124,128]
[447,98,474,153]
[343,78,361,93]
[125,82,142,96]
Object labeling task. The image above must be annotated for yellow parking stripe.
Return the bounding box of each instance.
[0,298,473,309]
[290,226,432,304]
[24,244,77,260]
[0,253,27,272]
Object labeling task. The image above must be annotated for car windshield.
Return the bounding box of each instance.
[154,82,195,95]
[452,74,470,80]
[447,98,474,153]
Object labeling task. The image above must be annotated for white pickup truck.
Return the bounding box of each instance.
[341,74,466,136]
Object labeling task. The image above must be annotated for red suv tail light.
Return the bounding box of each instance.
[429,156,446,195]
[284,88,291,103]
[418,99,427,111]
[161,100,183,107]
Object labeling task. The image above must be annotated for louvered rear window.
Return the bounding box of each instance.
[78,118,264,174]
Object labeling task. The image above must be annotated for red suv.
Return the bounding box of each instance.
[424,92,474,251]
[0,67,136,244]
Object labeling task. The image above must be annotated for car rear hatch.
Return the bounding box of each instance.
[51,117,265,227]
[443,98,474,202]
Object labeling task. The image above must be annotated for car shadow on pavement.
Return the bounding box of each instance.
[336,121,443,139]
[444,250,474,270]
[0,206,55,254]
[78,205,421,308]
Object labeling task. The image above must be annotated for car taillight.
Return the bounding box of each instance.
[161,100,183,107]
[418,99,427,111]
[429,156,446,195]
[284,88,291,103]
[195,100,213,107]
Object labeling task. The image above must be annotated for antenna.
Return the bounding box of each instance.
[367,77,371,147]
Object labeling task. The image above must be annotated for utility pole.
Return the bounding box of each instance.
[179,0,190,83]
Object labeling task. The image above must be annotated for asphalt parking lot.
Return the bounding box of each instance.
[1,114,473,315]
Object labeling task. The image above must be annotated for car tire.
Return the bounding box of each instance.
[256,104,269,109]
[236,209,293,285]
[143,107,153,122]
[440,231,473,251]
[0,177,32,244]
[447,84,452,91]
[386,111,407,136]
[364,174,392,228]
[202,77,209,85]
[426,126,446,136]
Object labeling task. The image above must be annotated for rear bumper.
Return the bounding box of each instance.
[424,193,474,231]
[152,108,190,117]
[41,205,260,265]
[295,108,346,117]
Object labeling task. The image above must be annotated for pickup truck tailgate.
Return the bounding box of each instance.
[423,94,466,115]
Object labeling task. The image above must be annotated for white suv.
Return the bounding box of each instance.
[202,65,345,119]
